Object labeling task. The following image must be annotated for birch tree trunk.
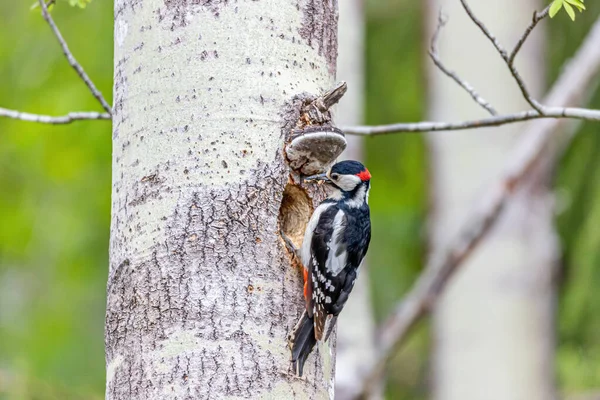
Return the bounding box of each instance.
[427,1,558,399]
[105,1,339,398]
[334,1,379,399]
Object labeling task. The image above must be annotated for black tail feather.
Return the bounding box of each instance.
[290,312,317,376]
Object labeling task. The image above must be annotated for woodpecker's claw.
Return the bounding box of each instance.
[279,368,308,381]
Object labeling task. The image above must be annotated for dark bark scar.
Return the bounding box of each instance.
[298,0,339,76]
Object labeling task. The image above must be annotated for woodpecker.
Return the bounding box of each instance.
[289,160,371,376]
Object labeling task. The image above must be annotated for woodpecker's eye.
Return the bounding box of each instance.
[330,173,339,180]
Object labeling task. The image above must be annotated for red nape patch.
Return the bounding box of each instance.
[356,169,371,181]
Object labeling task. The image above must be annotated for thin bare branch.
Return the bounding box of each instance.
[353,16,600,400]
[342,106,600,135]
[0,107,111,124]
[38,0,112,114]
[505,60,545,114]
[459,0,508,58]
[459,0,544,113]
[509,5,551,64]
[429,10,497,116]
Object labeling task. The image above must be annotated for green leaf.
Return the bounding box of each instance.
[565,0,586,11]
[564,2,576,20]
[67,0,92,8]
[549,0,563,18]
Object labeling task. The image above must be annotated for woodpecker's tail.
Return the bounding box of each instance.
[289,311,317,376]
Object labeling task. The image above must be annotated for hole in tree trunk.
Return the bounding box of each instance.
[278,183,312,251]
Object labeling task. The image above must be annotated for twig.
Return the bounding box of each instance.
[38,0,112,114]
[0,107,111,124]
[353,16,600,400]
[342,107,600,135]
[459,0,543,112]
[429,10,497,116]
[459,0,508,58]
[509,5,551,64]
[460,0,545,113]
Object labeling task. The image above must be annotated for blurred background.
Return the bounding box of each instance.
[0,0,599,399]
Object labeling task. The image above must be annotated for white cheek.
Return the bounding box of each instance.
[337,175,361,191]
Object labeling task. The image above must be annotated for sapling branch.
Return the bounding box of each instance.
[1,1,112,125]
[0,107,111,124]
[344,4,600,136]
[37,0,112,114]
[429,10,497,116]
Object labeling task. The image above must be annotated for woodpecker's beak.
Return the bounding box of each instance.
[303,173,331,183]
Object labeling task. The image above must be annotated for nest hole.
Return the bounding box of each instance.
[278,183,312,250]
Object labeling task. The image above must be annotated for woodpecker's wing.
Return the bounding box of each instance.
[312,202,372,340]
[307,206,352,340]
[301,202,336,317]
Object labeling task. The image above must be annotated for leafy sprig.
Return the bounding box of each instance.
[549,0,586,21]
[31,0,92,11]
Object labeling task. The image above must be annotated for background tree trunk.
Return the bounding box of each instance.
[334,0,379,399]
[427,1,558,399]
[105,1,339,398]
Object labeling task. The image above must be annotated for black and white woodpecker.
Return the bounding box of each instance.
[289,160,372,376]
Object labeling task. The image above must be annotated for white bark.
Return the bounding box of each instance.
[427,1,558,400]
[106,0,340,398]
[334,1,378,399]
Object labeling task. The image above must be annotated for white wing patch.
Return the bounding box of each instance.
[325,210,347,276]
[301,203,333,267]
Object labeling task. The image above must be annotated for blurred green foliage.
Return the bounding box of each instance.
[364,0,429,398]
[551,0,600,393]
[0,0,599,399]
[0,1,112,398]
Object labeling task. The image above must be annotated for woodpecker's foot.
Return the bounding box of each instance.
[286,331,295,350]
[287,309,307,348]
[280,230,300,259]
[279,368,307,381]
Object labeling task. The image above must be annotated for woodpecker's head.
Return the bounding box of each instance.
[304,160,371,203]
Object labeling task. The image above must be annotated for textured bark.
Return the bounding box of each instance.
[106,0,339,398]
[333,0,379,399]
[427,0,558,399]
